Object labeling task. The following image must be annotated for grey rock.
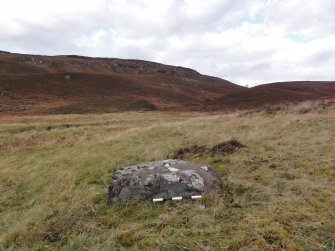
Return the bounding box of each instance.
[196,204,206,210]
[109,159,223,203]
[99,58,200,85]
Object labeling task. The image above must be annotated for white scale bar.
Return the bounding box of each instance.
[153,195,202,202]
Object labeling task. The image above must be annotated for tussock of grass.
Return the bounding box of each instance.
[0,107,335,250]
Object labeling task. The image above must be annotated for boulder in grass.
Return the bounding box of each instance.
[108,159,223,203]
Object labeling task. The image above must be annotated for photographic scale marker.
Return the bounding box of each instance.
[152,195,202,202]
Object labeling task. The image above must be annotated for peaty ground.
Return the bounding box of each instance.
[0,104,334,250]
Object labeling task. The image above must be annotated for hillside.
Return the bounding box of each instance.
[0,51,244,114]
[1,51,335,115]
[1,51,335,250]
[212,81,335,110]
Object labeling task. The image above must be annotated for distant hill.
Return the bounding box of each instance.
[0,51,334,115]
[0,51,244,114]
[211,81,335,110]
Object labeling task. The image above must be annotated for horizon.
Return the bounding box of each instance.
[2,49,335,88]
[1,0,335,86]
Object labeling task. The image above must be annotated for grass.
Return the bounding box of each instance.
[0,106,334,250]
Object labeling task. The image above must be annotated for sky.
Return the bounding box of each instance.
[0,0,334,86]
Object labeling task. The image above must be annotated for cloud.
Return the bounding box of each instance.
[0,0,334,86]
[76,30,108,48]
[263,0,335,37]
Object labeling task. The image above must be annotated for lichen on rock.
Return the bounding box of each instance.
[109,159,222,203]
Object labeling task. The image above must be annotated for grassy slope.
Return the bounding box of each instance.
[0,106,334,250]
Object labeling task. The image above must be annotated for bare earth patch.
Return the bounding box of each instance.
[172,139,246,159]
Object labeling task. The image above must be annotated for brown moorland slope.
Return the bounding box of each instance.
[212,81,335,110]
[1,50,335,115]
[0,51,243,114]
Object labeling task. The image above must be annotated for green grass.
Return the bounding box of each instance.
[0,107,334,250]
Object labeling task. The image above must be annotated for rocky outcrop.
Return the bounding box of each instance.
[100,59,200,84]
[17,54,201,85]
[108,159,223,203]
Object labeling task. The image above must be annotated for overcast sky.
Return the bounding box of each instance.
[0,0,334,86]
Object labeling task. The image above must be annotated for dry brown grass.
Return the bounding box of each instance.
[0,106,334,250]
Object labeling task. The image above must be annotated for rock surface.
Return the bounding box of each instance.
[109,159,222,203]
